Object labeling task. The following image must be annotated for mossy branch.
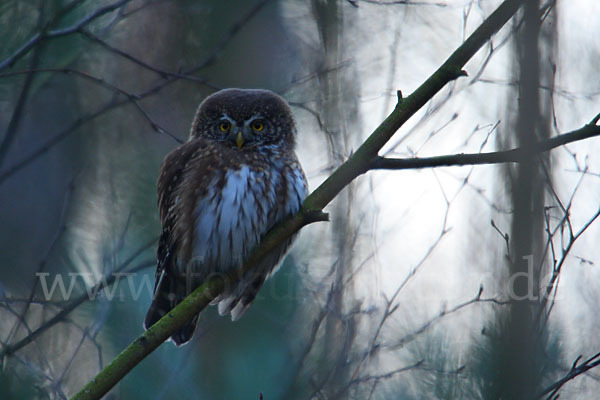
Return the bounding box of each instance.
[71,1,560,399]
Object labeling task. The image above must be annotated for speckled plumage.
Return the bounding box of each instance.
[144,89,308,345]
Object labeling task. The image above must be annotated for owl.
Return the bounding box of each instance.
[144,89,308,345]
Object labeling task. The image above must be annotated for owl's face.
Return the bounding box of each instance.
[190,89,296,151]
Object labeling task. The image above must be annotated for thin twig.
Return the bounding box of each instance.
[0,236,157,359]
[539,352,600,398]
[0,0,132,70]
[0,0,274,185]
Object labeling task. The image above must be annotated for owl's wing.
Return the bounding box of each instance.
[144,139,211,344]
[155,140,203,282]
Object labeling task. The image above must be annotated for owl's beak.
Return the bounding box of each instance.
[235,131,244,148]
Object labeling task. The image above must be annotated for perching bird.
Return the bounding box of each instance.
[144,88,308,345]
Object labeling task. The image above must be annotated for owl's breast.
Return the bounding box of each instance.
[188,165,276,271]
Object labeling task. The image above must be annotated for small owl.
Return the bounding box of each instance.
[144,89,308,345]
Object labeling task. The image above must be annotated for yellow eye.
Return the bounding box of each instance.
[219,121,230,132]
[251,120,264,132]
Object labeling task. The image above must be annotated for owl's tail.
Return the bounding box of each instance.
[144,269,198,346]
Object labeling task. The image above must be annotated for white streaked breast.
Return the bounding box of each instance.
[191,166,275,271]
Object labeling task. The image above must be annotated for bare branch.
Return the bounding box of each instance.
[0,0,274,185]
[76,28,219,87]
[0,0,132,70]
[370,120,600,171]
[0,237,156,359]
[4,172,77,346]
[0,67,180,140]
[539,352,600,399]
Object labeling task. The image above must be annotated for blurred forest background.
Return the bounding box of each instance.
[1,0,599,399]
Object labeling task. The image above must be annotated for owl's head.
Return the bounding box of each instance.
[189,89,296,150]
